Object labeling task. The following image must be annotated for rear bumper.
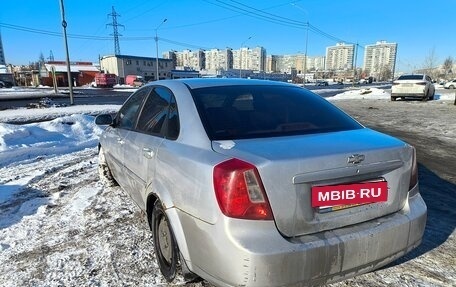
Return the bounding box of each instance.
[391,93,426,99]
[177,194,427,287]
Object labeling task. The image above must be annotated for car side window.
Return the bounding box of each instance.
[136,87,172,137]
[116,87,151,130]
[166,95,180,140]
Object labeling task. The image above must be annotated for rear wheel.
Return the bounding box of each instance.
[98,146,118,187]
[152,200,179,282]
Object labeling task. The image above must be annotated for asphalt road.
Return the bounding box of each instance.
[0,88,132,110]
[0,83,389,110]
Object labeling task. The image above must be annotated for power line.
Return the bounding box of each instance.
[206,0,358,46]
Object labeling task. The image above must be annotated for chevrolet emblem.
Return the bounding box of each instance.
[348,154,365,165]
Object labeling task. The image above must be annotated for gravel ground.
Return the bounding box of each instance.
[328,98,456,287]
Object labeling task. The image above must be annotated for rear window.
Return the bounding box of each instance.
[397,75,424,80]
[191,85,362,140]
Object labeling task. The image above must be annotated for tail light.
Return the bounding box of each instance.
[213,158,273,220]
[409,147,418,190]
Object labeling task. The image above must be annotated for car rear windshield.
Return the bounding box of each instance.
[191,85,363,140]
[397,75,424,80]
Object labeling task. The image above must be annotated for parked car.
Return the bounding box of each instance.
[391,74,435,101]
[95,79,427,287]
[125,74,145,87]
[315,80,328,86]
[444,79,456,89]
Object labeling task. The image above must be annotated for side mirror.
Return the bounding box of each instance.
[95,114,114,125]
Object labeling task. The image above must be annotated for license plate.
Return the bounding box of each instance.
[311,181,388,208]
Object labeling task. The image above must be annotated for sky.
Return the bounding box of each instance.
[0,0,454,72]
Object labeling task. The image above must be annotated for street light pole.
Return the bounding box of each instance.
[239,36,252,78]
[155,18,167,81]
[303,22,308,82]
[59,0,74,105]
[291,3,310,83]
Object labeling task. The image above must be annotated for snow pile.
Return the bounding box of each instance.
[327,86,456,101]
[0,114,103,167]
[0,104,120,123]
[0,87,57,100]
[328,87,390,100]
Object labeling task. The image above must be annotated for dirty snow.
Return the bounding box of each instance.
[0,86,455,286]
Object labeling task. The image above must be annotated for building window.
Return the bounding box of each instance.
[126,60,131,65]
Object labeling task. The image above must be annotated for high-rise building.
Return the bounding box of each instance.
[269,54,325,74]
[363,41,397,79]
[233,46,266,71]
[173,49,205,71]
[0,32,6,65]
[204,48,233,72]
[325,43,355,71]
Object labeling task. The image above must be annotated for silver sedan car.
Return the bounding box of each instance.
[95,79,427,287]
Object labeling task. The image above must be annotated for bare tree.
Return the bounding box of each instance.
[442,56,453,78]
[422,47,438,79]
[378,64,392,81]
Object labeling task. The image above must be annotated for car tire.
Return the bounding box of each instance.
[450,85,455,89]
[391,96,397,101]
[152,200,179,282]
[98,146,118,187]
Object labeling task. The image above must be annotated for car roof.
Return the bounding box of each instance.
[399,74,425,77]
[149,78,294,90]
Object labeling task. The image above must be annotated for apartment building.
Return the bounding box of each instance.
[268,54,325,74]
[173,49,205,71]
[204,48,233,72]
[233,46,266,72]
[325,43,355,71]
[363,41,397,79]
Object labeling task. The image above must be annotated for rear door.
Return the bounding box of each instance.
[122,86,178,208]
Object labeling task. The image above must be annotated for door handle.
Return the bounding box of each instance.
[142,148,154,159]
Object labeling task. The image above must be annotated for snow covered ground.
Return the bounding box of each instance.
[0,86,455,286]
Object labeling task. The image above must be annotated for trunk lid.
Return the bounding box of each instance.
[212,128,413,237]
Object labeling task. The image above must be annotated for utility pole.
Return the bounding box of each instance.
[107,6,124,55]
[48,50,54,61]
[58,0,74,105]
[239,36,252,78]
[353,43,358,81]
[155,19,167,81]
[303,22,308,82]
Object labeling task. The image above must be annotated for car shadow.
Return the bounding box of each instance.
[0,186,50,229]
[387,164,456,266]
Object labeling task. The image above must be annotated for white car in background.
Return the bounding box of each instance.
[391,74,435,101]
[444,79,456,89]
